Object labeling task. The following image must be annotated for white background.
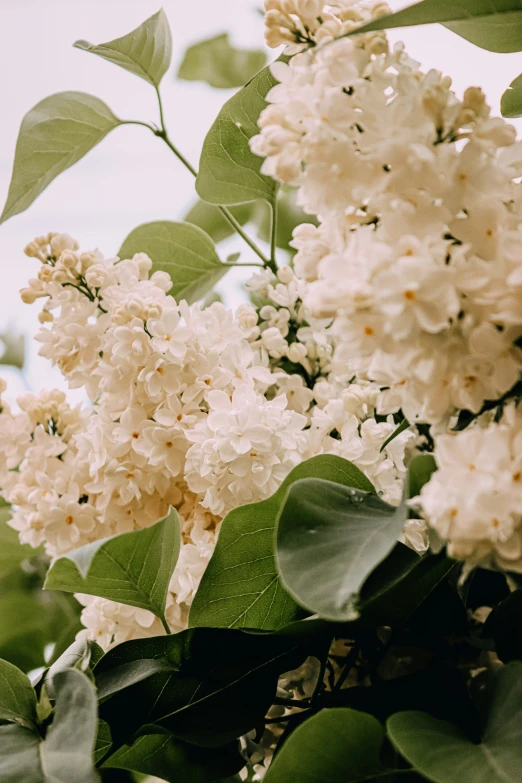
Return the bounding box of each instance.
[1,0,522,396]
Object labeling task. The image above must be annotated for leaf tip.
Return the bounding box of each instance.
[73,39,93,52]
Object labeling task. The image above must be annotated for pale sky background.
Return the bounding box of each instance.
[1,0,522,398]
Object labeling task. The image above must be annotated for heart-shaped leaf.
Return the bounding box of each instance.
[0,659,37,731]
[178,33,266,89]
[1,92,120,224]
[119,221,228,304]
[0,669,99,783]
[196,59,283,205]
[190,455,374,630]
[103,734,243,783]
[348,0,522,53]
[264,708,385,783]
[74,10,172,86]
[276,479,408,621]
[44,507,180,630]
[388,662,522,783]
[95,627,312,747]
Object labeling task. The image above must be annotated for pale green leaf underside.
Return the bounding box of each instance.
[388,662,522,783]
[119,221,227,304]
[264,708,384,783]
[276,479,407,621]
[74,9,172,86]
[0,670,99,783]
[196,60,279,205]
[44,507,180,622]
[178,33,266,89]
[0,92,120,224]
[349,0,522,53]
[502,72,522,117]
[189,455,374,631]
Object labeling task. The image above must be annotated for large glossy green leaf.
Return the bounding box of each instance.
[502,72,522,117]
[388,662,522,783]
[103,734,243,783]
[276,479,408,621]
[44,508,180,628]
[360,547,455,626]
[0,659,37,731]
[74,10,172,86]
[185,201,254,244]
[0,670,99,783]
[196,60,281,205]
[1,92,120,224]
[178,33,266,89]
[119,221,228,304]
[95,627,310,747]
[348,0,522,53]
[0,509,37,579]
[190,455,374,631]
[264,708,385,783]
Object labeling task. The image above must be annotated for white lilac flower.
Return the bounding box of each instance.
[415,406,522,572]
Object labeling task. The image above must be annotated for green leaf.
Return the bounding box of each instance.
[95,627,310,747]
[103,734,243,783]
[502,72,522,117]
[276,479,407,621]
[0,591,56,672]
[388,662,522,783]
[408,453,437,498]
[254,190,318,252]
[190,455,374,630]
[94,720,112,765]
[44,507,180,628]
[119,221,228,304]
[178,33,266,89]
[379,418,411,453]
[74,9,172,86]
[1,92,120,224]
[484,589,522,662]
[0,509,37,579]
[264,708,385,783]
[196,59,282,205]
[185,200,254,244]
[348,0,522,53]
[46,638,104,699]
[0,330,25,370]
[0,669,100,783]
[361,547,455,626]
[0,659,37,730]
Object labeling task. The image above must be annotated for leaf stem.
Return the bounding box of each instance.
[123,89,273,269]
[160,613,172,636]
[334,642,360,692]
[223,261,264,268]
[268,194,279,275]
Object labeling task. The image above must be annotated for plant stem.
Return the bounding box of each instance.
[273,696,311,708]
[269,195,279,274]
[334,642,360,692]
[123,90,273,269]
[160,614,172,636]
